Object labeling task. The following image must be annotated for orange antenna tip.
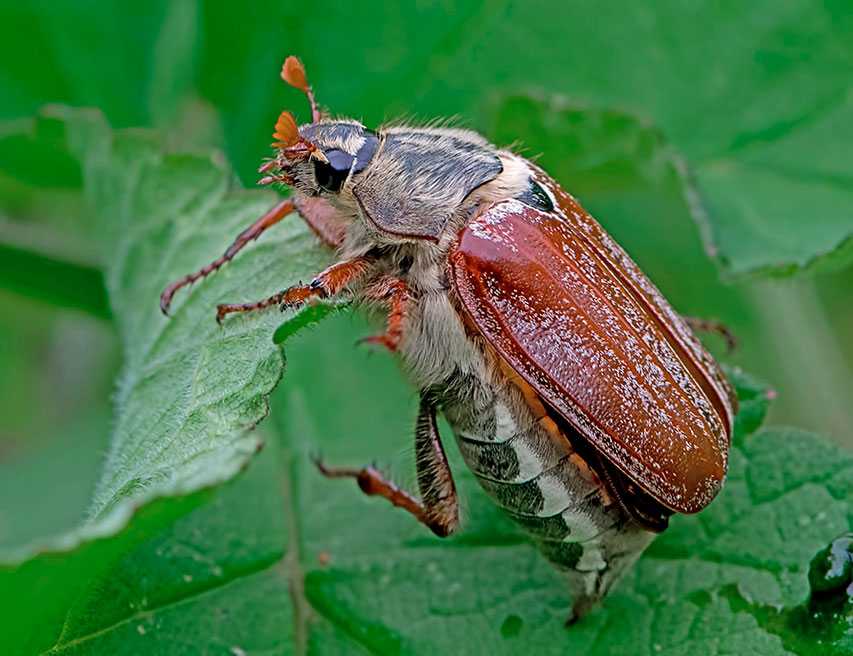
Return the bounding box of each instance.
[282,56,309,92]
[280,55,321,123]
[272,110,299,147]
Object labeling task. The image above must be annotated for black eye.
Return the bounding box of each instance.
[516,180,554,212]
[314,149,353,192]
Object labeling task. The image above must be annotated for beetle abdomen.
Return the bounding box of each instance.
[449,391,618,549]
[441,379,654,608]
[404,287,655,613]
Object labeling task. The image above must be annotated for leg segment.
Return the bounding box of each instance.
[360,277,410,352]
[160,196,346,315]
[215,255,373,323]
[414,394,460,536]
[161,199,293,314]
[683,315,738,352]
[293,196,347,248]
[314,394,459,537]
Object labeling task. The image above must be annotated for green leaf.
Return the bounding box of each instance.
[0,436,348,655]
[5,5,851,272]
[0,411,111,551]
[1,110,849,653]
[192,2,853,277]
[0,241,108,318]
[0,110,106,316]
[54,108,333,518]
[0,107,331,651]
[22,317,842,655]
[1,473,222,654]
[728,367,775,445]
[271,316,853,655]
[0,2,183,127]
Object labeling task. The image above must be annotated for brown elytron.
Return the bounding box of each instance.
[450,172,736,514]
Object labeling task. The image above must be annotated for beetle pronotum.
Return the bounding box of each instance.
[160,56,736,623]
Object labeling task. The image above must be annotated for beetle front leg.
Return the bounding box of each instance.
[292,196,347,249]
[160,196,346,315]
[314,393,459,537]
[215,255,373,323]
[359,277,410,352]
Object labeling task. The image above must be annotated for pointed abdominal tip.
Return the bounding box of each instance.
[272,111,299,147]
[282,56,309,92]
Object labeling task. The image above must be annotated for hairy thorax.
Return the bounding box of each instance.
[345,151,531,392]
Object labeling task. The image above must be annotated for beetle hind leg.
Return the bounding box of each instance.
[314,393,459,537]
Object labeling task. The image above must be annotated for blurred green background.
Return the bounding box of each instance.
[0,1,851,551]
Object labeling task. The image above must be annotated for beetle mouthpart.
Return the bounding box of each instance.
[258,175,295,186]
[257,159,296,186]
[271,135,326,169]
[258,159,279,174]
[258,174,290,186]
[257,156,295,186]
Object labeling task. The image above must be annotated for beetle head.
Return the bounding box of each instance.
[259,56,379,199]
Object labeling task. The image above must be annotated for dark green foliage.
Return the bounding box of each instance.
[0,4,851,654]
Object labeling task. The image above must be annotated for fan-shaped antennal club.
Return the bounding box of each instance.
[282,56,321,123]
[272,110,299,148]
[282,56,308,91]
[270,109,328,165]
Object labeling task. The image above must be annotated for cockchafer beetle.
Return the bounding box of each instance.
[160,56,737,623]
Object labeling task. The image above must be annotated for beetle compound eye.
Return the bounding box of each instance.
[516,180,554,212]
[313,149,353,192]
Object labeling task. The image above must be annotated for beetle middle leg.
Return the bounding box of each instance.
[359,277,410,352]
[160,196,346,315]
[314,393,459,537]
[683,315,737,352]
[215,255,373,323]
